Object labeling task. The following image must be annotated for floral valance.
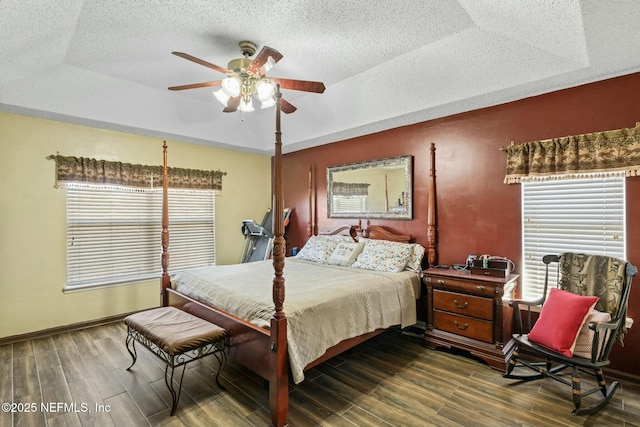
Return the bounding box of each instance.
[332,182,370,196]
[48,154,226,192]
[502,122,640,184]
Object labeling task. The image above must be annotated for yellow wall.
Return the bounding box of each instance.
[0,112,271,338]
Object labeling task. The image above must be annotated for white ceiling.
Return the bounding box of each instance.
[2,0,640,155]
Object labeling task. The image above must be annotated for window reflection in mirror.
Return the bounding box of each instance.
[327,156,412,219]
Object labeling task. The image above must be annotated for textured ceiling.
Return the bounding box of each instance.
[2,0,640,155]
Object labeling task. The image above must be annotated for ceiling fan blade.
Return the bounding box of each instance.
[270,78,325,93]
[247,46,283,76]
[172,51,231,75]
[280,98,297,114]
[168,81,222,91]
[223,96,241,113]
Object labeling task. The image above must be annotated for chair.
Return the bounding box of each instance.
[503,253,637,416]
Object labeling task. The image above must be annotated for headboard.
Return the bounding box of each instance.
[318,220,412,243]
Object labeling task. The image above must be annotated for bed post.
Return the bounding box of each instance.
[161,141,170,307]
[307,165,313,237]
[270,86,289,427]
[427,143,437,267]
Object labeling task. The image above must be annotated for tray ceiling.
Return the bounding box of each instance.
[2,0,640,154]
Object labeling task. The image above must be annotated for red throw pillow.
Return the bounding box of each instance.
[527,288,598,357]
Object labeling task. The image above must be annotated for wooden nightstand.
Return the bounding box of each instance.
[423,268,519,371]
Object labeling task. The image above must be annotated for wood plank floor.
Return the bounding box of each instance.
[1,321,639,427]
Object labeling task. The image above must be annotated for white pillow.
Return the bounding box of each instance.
[573,309,611,359]
[351,239,413,273]
[327,241,365,267]
[295,235,344,264]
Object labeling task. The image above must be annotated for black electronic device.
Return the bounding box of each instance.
[471,257,513,278]
[465,254,477,269]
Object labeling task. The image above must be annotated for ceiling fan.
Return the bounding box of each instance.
[168,41,325,114]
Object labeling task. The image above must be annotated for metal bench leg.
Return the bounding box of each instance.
[165,356,187,416]
[212,349,227,390]
[123,317,228,416]
[125,329,138,370]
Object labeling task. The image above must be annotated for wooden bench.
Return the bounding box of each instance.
[124,306,228,415]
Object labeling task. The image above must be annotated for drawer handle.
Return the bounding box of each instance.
[476,285,485,291]
[437,279,445,285]
[453,300,468,309]
[454,321,469,331]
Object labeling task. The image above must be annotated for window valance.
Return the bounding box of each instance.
[332,182,370,196]
[502,122,640,184]
[48,154,226,192]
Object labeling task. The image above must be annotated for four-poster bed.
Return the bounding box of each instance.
[160,90,438,426]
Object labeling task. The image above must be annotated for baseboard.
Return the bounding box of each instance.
[0,311,139,346]
[607,367,640,384]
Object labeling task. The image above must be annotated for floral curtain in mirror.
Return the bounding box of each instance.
[332,182,370,196]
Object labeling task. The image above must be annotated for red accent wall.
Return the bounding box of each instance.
[282,72,640,376]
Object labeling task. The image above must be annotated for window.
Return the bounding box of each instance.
[66,184,215,290]
[521,174,625,300]
[331,195,367,214]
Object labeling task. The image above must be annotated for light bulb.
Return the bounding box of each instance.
[238,98,254,112]
[256,79,275,101]
[221,76,241,97]
[261,97,276,109]
[213,88,230,105]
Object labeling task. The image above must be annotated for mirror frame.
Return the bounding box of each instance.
[327,155,413,219]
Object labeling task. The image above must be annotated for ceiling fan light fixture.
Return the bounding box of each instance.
[213,88,231,105]
[221,76,241,97]
[260,97,276,109]
[256,79,275,101]
[170,41,325,114]
[238,98,254,113]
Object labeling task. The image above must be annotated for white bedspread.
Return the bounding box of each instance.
[171,258,418,383]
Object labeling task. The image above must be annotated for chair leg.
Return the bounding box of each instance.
[504,346,519,376]
[594,368,608,396]
[571,365,582,414]
[502,346,555,381]
[572,369,620,416]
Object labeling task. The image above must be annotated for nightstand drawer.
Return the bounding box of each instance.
[433,310,493,343]
[432,289,493,321]
[425,275,495,297]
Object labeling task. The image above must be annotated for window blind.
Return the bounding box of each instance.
[332,195,367,214]
[521,175,625,301]
[66,184,215,290]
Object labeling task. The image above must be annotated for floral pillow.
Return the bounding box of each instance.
[351,239,413,273]
[405,244,425,273]
[295,235,346,264]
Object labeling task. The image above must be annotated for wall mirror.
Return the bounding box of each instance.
[327,155,413,219]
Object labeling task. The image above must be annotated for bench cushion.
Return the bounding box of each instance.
[124,307,226,356]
